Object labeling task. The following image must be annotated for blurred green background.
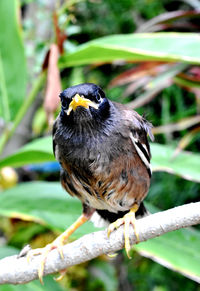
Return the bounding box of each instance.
[0,0,200,290]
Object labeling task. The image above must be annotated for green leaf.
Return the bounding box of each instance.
[134,227,200,284]
[0,182,98,237]
[151,143,200,183]
[0,246,18,260]
[0,275,66,291]
[0,136,54,169]
[59,33,200,68]
[0,0,27,121]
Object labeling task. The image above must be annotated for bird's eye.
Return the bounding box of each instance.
[96,93,102,102]
[61,99,68,109]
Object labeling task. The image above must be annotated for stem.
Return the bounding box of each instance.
[0,71,46,156]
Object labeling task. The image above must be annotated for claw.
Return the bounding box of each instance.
[38,245,53,284]
[26,247,43,263]
[54,269,67,281]
[26,214,89,284]
[26,238,65,284]
[56,240,64,260]
[107,253,118,258]
[124,215,132,258]
[107,218,124,236]
[107,204,139,258]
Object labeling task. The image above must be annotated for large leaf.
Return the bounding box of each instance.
[59,33,200,68]
[0,0,27,121]
[0,275,66,291]
[151,143,200,183]
[134,227,200,284]
[0,136,54,169]
[0,182,97,237]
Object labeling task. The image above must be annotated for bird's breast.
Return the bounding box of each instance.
[56,125,150,213]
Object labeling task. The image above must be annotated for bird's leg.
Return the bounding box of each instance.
[27,213,90,284]
[107,203,139,258]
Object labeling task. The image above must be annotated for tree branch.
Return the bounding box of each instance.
[0,202,200,285]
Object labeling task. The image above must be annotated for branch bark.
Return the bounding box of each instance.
[0,202,200,285]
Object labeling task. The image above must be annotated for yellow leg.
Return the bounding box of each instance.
[27,214,88,284]
[107,204,139,258]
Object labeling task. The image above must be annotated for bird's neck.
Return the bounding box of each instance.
[59,101,117,139]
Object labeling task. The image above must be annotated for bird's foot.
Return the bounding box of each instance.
[27,236,65,284]
[107,204,139,258]
[27,214,88,284]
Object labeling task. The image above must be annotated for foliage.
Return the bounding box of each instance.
[0,0,200,290]
[59,33,200,67]
[0,0,27,121]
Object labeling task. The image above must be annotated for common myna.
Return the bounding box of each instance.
[28,83,154,282]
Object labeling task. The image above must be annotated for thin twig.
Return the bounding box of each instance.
[0,202,199,285]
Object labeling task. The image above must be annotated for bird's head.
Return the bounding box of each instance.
[59,83,110,123]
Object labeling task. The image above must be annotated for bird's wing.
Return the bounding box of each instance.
[113,102,154,176]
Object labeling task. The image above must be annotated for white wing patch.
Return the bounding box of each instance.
[130,132,152,175]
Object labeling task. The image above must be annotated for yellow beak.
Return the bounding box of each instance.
[66,94,99,116]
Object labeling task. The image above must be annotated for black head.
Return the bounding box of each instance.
[59,83,110,123]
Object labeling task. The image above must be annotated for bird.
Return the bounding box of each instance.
[28,83,154,282]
